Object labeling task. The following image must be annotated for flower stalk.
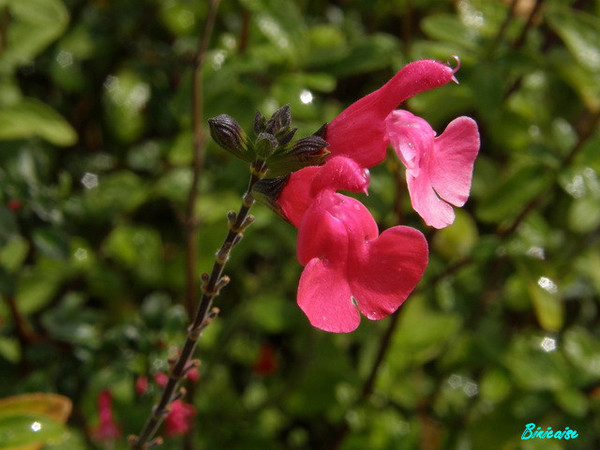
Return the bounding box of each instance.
[129,162,265,449]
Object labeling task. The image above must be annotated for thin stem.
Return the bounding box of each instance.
[130,164,264,449]
[185,0,222,316]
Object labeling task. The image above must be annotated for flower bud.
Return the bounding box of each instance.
[255,132,279,159]
[253,111,267,134]
[264,132,329,177]
[265,104,291,135]
[252,175,289,219]
[208,114,250,161]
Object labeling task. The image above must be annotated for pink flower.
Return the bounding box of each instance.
[164,399,196,437]
[326,59,458,168]
[154,372,169,388]
[386,111,480,228]
[278,156,369,227]
[90,390,122,442]
[277,58,479,229]
[135,375,149,395]
[295,157,428,333]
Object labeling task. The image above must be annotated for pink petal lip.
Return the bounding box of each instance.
[386,110,480,229]
[296,191,428,333]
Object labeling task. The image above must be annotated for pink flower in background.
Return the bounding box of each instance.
[295,157,428,333]
[90,390,122,442]
[154,372,169,388]
[164,399,196,437]
[386,111,480,228]
[135,375,149,395]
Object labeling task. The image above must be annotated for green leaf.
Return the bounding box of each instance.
[421,14,479,52]
[0,414,66,447]
[0,0,69,73]
[239,0,307,62]
[476,165,552,224]
[32,227,70,260]
[563,326,600,378]
[15,259,69,314]
[527,277,563,332]
[103,68,151,144]
[315,33,398,77]
[547,7,600,73]
[0,98,77,146]
[0,393,71,448]
[0,235,29,272]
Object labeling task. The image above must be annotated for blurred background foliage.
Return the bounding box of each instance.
[0,0,599,448]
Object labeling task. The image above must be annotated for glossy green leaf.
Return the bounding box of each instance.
[0,415,66,447]
[0,235,29,272]
[32,227,70,260]
[103,68,150,143]
[563,327,600,378]
[0,98,77,146]
[547,7,600,72]
[0,0,69,73]
[477,165,552,224]
[421,14,479,51]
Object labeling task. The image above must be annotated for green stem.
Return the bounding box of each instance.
[129,163,265,449]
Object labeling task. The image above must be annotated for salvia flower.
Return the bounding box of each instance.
[277,58,480,229]
[90,390,122,442]
[164,399,197,437]
[386,110,479,228]
[295,157,428,333]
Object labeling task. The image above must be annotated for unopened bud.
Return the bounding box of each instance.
[252,176,290,220]
[264,131,329,177]
[255,132,278,159]
[254,111,267,134]
[290,135,328,160]
[265,104,291,135]
[208,114,250,161]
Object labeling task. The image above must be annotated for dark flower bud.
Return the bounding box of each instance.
[290,135,328,161]
[255,132,279,159]
[265,104,291,135]
[277,127,297,146]
[254,111,267,135]
[208,114,250,161]
[252,175,290,220]
[264,128,329,177]
[312,122,327,139]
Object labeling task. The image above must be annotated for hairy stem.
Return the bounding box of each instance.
[130,162,264,449]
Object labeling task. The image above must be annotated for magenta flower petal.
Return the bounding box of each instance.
[386,110,480,228]
[278,166,321,227]
[349,226,428,320]
[310,156,369,197]
[429,116,480,207]
[279,157,370,228]
[297,257,360,333]
[296,195,349,267]
[297,191,426,333]
[326,60,457,168]
[406,172,456,228]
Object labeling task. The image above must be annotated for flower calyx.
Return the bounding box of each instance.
[209,104,329,179]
